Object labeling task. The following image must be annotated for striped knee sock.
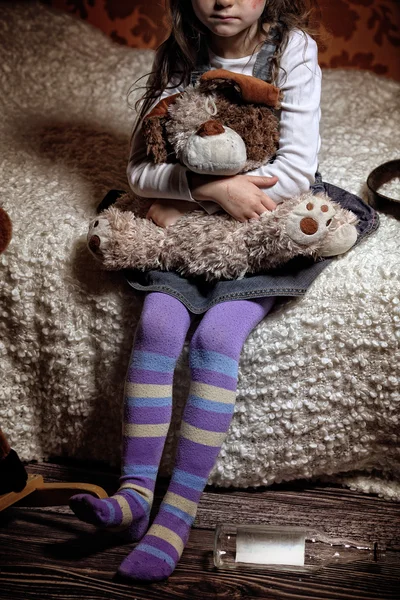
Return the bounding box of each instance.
[117,297,275,580]
[69,293,190,541]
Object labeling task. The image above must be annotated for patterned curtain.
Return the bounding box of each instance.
[42,0,400,80]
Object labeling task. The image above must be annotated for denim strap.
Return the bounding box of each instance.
[252,39,277,82]
[190,66,212,86]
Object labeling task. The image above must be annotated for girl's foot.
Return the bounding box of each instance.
[116,490,196,581]
[69,483,153,541]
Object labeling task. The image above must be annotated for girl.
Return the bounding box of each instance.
[70,0,377,582]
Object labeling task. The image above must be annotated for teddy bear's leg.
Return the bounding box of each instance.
[285,193,358,257]
[285,193,336,245]
[87,208,165,271]
[319,223,358,257]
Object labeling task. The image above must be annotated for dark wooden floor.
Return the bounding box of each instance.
[0,460,399,600]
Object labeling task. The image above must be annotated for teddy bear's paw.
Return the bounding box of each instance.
[87,217,111,261]
[320,223,358,257]
[285,194,337,246]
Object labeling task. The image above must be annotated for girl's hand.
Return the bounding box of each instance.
[146,199,201,228]
[188,173,278,222]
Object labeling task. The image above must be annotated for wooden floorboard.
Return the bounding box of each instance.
[0,459,399,599]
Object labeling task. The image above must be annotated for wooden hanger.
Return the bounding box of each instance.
[0,429,107,512]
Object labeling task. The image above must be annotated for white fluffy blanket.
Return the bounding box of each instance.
[1,2,400,499]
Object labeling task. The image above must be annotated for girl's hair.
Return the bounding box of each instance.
[130,0,321,135]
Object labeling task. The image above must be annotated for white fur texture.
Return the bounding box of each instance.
[1,2,400,499]
[181,126,247,174]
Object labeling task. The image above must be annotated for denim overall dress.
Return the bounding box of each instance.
[122,41,379,314]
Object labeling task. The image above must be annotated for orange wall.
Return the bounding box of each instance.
[44,0,400,80]
[318,0,400,80]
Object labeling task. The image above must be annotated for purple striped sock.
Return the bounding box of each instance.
[70,293,190,541]
[117,297,275,580]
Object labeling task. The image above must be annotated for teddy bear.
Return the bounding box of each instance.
[0,206,28,495]
[87,69,358,281]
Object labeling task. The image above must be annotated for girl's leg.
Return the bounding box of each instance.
[117,296,276,581]
[69,292,191,541]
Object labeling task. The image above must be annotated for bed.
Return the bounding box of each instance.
[1,1,399,499]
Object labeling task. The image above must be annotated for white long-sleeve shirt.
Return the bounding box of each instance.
[127,30,321,212]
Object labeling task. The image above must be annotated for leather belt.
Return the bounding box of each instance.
[367,159,400,218]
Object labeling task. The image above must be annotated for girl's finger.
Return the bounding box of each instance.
[248,211,262,220]
[253,205,268,216]
[247,175,279,188]
[260,196,277,211]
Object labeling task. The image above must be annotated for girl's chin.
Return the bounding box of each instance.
[208,24,244,36]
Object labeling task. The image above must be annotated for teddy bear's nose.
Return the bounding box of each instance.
[300,217,319,235]
[88,235,101,252]
[196,120,225,137]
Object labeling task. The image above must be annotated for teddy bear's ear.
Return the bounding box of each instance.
[142,93,181,163]
[199,69,281,109]
[0,207,12,254]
